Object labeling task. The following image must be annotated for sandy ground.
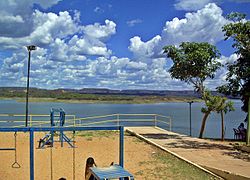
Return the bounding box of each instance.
[0,131,161,180]
[2,129,243,180]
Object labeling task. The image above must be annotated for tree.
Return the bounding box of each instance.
[163,42,221,94]
[201,91,234,140]
[163,42,233,138]
[217,12,250,113]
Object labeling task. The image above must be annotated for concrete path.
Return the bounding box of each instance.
[126,127,250,180]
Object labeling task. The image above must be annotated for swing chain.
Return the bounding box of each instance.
[12,132,21,168]
[73,131,76,180]
[50,146,53,180]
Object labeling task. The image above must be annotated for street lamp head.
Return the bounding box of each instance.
[27,45,37,51]
[188,101,194,104]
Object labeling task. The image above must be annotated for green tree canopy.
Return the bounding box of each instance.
[163,42,221,94]
[218,12,250,112]
[201,91,234,139]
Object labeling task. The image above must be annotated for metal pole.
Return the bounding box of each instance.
[30,129,34,180]
[25,45,36,127]
[119,126,124,168]
[25,50,31,127]
[188,101,193,136]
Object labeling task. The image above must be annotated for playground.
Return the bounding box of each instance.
[0,130,219,180]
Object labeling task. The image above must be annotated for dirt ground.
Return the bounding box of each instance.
[0,131,217,180]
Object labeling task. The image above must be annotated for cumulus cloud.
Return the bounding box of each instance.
[174,0,215,11]
[0,10,79,50]
[0,1,118,88]
[162,3,228,45]
[0,0,61,38]
[129,36,161,58]
[129,3,228,59]
[82,20,116,40]
[0,1,234,90]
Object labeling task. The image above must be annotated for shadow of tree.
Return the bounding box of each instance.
[140,133,233,150]
[141,133,182,140]
[165,140,233,150]
[140,133,250,162]
[223,151,250,162]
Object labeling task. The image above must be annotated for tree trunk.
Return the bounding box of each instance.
[221,111,225,141]
[199,111,210,138]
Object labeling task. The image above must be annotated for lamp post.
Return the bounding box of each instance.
[188,101,194,136]
[25,45,37,127]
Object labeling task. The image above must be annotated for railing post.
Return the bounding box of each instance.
[169,117,172,131]
[73,115,76,127]
[154,114,157,127]
[117,114,120,126]
[30,115,32,127]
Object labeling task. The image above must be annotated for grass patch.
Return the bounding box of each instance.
[130,135,218,179]
[148,149,219,180]
[76,130,118,139]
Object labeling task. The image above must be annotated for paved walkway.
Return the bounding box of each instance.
[126,127,250,179]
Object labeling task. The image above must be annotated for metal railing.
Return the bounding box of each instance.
[0,113,171,130]
[0,114,75,127]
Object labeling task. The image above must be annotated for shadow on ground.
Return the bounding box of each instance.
[140,133,250,161]
[223,151,250,162]
[140,133,233,150]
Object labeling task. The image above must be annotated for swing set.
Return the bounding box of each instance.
[0,108,133,180]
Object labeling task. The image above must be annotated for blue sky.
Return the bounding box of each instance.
[0,0,249,90]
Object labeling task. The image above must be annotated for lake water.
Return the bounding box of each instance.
[0,99,246,139]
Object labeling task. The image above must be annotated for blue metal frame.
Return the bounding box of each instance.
[0,126,124,180]
[39,108,74,148]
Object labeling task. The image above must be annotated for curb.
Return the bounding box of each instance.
[126,128,223,179]
[203,166,250,180]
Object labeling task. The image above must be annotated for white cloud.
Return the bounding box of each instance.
[204,54,238,90]
[68,35,112,57]
[219,54,238,65]
[127,19,143,27]
[129,35,161,58]
[129,3,228,59]
[82,20,116,40]
[0,0,61,38]
[162,3,228,45]
[0,14,24,23]
[0,1,234,91]
[0,10,79,49]
[174,0,215,11]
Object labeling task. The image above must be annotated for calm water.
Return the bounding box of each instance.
[0,99,246,139]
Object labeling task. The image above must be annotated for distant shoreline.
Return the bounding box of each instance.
[0,97,202,104]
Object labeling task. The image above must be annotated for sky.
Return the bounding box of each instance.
[0,0,249,90]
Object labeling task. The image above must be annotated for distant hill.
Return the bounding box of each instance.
[0,87,239,100]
